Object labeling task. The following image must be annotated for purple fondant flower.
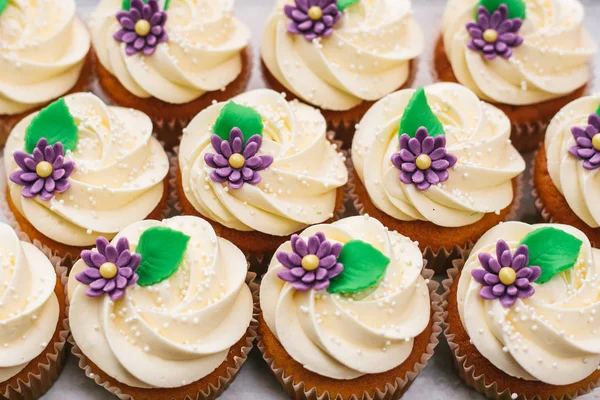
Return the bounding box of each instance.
[114,0,168,56]
[284,0,342,41]
[276,232,344,291]
[204,127,274,189]
[76,237,140,300]
[569,113,600,170]
[10,138,75,201]
[466,5,523,60]
[391,127,457,191]
[472,240,541,307]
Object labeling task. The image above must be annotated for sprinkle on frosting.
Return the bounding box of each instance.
[76,237,140,300]
[466,5,523,60]
[10,138,75,201]
[569,113,600,170]
[114,0,168,56]
[284,0,342,41]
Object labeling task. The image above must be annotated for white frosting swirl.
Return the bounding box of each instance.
[91,0,251,104]
[458,221,600,385]
[261,0,423,111]
[0,223,59,383]
[68,216,253,388]
[545,94,600,228]
[352,83,525,227]
[179,89,348,236]
[441,0,596,106]
[0,0,91,115]
[261,215,430,379]
[4,93,169,247]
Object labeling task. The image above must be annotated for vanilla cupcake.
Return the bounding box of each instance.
[0,0,92,145]
[177,89,348,266]
[351,82,525,272]
[3,93,169,260]
[259,215,440,400]
[444,221,600,400]
[68,215,256,399]
[0,223,68,400]
[261,0,423,143]
[435,0,596,152]
[91,0,252,148]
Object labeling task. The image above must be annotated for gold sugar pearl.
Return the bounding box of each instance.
[415,154,432,170]
[308,6,323,21]
[483,29,498,43]
[301,254,320,271]
[135,20,151,37]
[592,133,600,151]
[228,154,245,169]
[36,161,53,178]
[498,267,516,286]
[99,262,118,279]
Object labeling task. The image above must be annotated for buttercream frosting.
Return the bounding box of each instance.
[352,83,525,227]
[0,0,91,115]
[68,216,253,388]
[441,0,596,106]
[4,92,169,247]
[91,0,251,104]
[179,89,348,236]
[261,215,430,379]
[261,0,423,111]
[0,223,59,383]
[545,95,600,228]
[457,221,600,385]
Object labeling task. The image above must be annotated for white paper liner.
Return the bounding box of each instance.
[530,150,553,224]
[0,238,70,400]
[257,265,442,400]
[441,252,600,400]
[67,272,259,400]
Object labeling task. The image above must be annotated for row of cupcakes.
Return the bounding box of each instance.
[1,213,600,400]
[0,0,596,152]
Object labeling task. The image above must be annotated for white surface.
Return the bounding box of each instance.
[1,0,600,398]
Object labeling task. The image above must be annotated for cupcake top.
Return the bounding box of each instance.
[261,0,423,111]
[545,95,600,228]
[441,0,596,106]
[68,216,253,388]
[0,223,59,383]
[4,93,169,247]
[261,215,430,379]
[179,89,348,236]
[0,0,91,115]
[91,0,251,104]
[458,221,600,385]
[352,83,525,228]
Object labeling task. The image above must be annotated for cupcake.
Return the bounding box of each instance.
[258,215,441,400]
[0,222,68,400]
[261,0,423,144]
[177,89,348,270]
[3,93,169,261]
[443,221,600,400]
[0,0,92,146]
[534,95,600,246]
[435,0,596,152]
[67,215,256,399]
[350,83,525,272]
[90,0,252,149]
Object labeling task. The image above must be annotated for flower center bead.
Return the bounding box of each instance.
[135,19,151,37]
[593,134,600,151]
[415,154,432,170]
[228,154,245,169]
[498,267,517,285]
[308,6,323,20]
[301,254,320,271]
[99,262,118,279]
[483,29,498,43]
[35,161,53,178]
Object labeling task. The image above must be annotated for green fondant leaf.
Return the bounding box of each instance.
[122,0,131,10]
[213,101,264,142]
[476,0,526,21]
[337,0,360,11]
[124,0,167,11]
[519,227,582,284]
[0,0,8,17]
[163,0,171,10]
[398,87,445,138]
[327,240,390,294]
[595,104,600,117]
[24,98,78,154]
[135,226,191,287]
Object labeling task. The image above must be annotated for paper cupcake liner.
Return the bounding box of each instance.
[530,150,552,224]
[257,265,442,400]
[345,155,524,274]
[67,271,259,400]
[441,253,600,400]
[0,240,69,400]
